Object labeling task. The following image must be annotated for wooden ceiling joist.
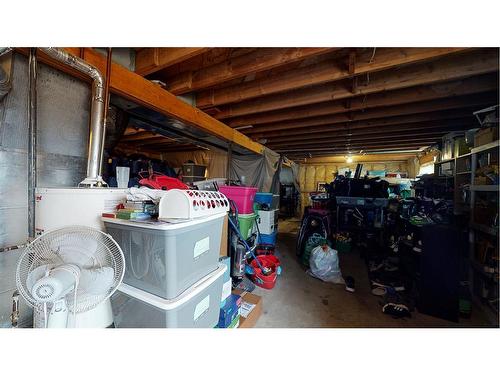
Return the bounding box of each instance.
[214,49,498,120]
[196,47,469,108]
[225,73,498,128]
[262,119,474,144]
[135,48,209,76]
[250,110,476,140]
[163,47,336,95]
[54,48,264,155]
[242,92,496,135]
[267,134,446,148]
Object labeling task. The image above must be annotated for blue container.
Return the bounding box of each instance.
[217,294,242,328]
[255,192,273,205]
[259,230,277,245]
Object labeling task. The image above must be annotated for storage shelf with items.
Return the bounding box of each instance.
[468,136,499,324]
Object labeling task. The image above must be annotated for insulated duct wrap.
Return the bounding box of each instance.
[38,48,105,184]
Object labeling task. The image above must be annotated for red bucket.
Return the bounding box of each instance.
[249,255,281,289]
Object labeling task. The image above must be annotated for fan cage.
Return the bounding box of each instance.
[16,226,125,313]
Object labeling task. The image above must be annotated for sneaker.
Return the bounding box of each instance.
[382,302,411,318]
[344,276,355,293]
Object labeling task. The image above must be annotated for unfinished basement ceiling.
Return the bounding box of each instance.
[110,94,256,158]
[134,47,499,160]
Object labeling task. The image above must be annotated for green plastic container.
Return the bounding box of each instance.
[238,213,257,240]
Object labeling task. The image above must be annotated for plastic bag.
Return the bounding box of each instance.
[307,245,344,284]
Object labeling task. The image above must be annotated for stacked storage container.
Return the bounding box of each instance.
[254,192,279,246]
[219,185,259,241]
[104,190,229,328]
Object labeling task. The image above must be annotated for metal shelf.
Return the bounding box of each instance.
[455,171,472,175]
[456,153,472,159]
[471,139,500,154]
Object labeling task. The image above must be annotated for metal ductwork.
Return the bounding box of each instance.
[39,48,107,187]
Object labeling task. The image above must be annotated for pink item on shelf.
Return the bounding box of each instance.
[219,185,258,214]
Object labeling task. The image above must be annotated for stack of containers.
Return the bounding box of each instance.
[254,192,279,246]
[182,163,207,184]
[104,189,229,328]
[219,185,258,241]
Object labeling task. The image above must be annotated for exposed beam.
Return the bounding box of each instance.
[62,48,265,154]
[135,48,209,76]
[263,119,473,144]
[250,110,476,139]
[225,73,498,127]
[214,49,499,119]
[276,144,432,153]
[164,47,336,94]
[121,131,162,142]
[243,92,496,135]
[16,48,264,155]
[267,135,445,148]
[196,47,469,108]
[299,154,417,163]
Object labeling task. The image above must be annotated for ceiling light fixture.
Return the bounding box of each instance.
[346,155,353,163]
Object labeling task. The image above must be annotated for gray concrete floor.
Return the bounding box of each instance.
[252,219,492,328]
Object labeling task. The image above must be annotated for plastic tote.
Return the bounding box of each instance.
[219,186,258,214]
[258,230,277,245]
[111,263,226,328]
[103,212,225,299]
[255,192,273,206]
[237,213,257,240]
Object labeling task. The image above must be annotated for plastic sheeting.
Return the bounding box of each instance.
[230,147,281,193]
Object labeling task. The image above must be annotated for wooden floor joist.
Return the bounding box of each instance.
[196,47,469,108]
[59,48,265,155]
[214,49,499,119]
[225,73,498,128]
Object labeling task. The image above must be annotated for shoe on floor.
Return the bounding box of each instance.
[344,276,355,293]
[382,302,411,318]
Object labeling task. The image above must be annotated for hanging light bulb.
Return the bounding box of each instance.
[346,155,353,163]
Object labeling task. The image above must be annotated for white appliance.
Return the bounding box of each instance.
[35,187,127,235]
[16,226,125,328]
[256,209,279,235]
[34,187,127,327]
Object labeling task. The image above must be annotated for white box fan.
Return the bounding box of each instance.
[159,189,229,220]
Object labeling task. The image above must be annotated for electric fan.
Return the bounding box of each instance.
[16,226,125,328]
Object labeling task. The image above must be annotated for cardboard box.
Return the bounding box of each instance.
[220,215,228,256]
[233,289,263,328]
[474,127,498,148]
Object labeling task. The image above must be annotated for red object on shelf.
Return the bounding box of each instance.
[249,255,281,290]
[139,172,188,190]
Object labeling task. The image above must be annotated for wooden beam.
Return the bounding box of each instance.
[243,92,496,135]
[225,73,498,127]
[263,119,474,144]
[164,47,336,94]
[299,154,417,163]
[16,48,264,154]
[58,48,264,155]
[267,134,445,148]
[196,47,469,108]
[251,110,476,139]
[135,48,209,76]
[214,49,498,119]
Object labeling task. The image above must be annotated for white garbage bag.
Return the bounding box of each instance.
[307,245,344,284]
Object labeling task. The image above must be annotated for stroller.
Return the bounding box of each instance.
[296,207,333,260]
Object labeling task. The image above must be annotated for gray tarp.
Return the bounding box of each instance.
[230,147,281,193]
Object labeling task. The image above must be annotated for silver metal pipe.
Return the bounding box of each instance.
[39,48,106,186]
[28,48,37,239]
[0,47,12,57]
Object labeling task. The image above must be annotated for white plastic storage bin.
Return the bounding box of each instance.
[158,189,229,220]
[103,212,226,299]
[257,209,279,235]
[111,263,226,328]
